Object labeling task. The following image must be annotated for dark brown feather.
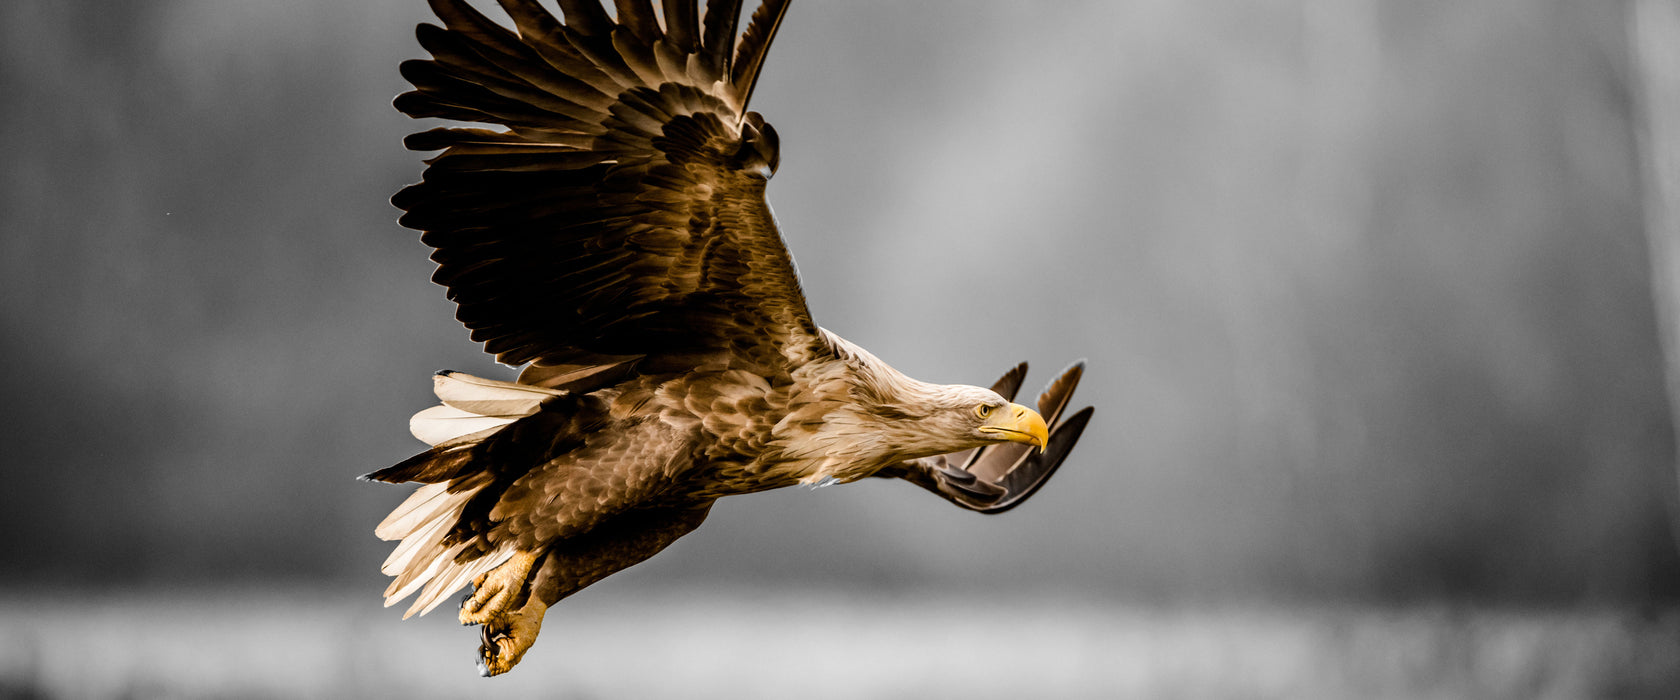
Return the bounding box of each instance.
[697,0,741,83]
[494,1,625,100]
[428,0,531,61]
[362,443,477,485]
[1035,360,1085,427]
[731,0,790,109]
[660,0,699,53]
[555,0,616,37]
[613,0,662,44]
[528,504,713,605]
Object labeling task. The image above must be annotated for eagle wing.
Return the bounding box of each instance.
[393,0,811,382]
[370,0,810,619]
[878,362,1094,514]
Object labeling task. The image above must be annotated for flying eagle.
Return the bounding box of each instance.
[366,0,1094,676]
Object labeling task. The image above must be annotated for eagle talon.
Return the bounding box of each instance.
[475,598,548,677]
[459,551,539,626]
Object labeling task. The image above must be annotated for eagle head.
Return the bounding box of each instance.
[837,355,1048,461]
[804,331,1051,477]
[868,381,1050,458]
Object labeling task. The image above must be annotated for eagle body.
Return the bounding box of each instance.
[369,0,1093,676]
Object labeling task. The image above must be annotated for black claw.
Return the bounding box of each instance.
[477,626,502,677]
[459,591,477,624]
[477,630,495,676]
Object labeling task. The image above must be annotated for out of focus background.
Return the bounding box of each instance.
[4,0,1680,697]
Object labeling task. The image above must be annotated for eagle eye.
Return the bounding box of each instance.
[975,404,995,419]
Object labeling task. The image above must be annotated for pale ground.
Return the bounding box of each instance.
[0,586,1675,699]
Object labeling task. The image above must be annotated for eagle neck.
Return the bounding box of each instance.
[767,329,948,483]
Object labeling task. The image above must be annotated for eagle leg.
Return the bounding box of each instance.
[459,549,540,626]
[476,595,549,678]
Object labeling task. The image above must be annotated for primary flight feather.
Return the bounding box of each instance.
[367,0,1094,676]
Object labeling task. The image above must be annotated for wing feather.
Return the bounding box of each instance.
[660,0,699,52]
[555,0,616,37]
[496,3,625,98]
[395,0,814,375]
[698,0,742,84]
[614,0,662,44]
[732,0,790,109]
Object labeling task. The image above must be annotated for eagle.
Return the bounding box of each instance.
[365,0,1094,677]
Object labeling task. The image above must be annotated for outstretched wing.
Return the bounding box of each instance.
[393,0,812,381]
[878,362,1094,514]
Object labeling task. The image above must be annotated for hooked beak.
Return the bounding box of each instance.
[978,403,1050,450]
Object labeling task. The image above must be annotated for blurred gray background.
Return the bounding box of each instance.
[3,0,1679,697]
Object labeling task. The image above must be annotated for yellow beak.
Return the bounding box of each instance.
[978,403,1050,449]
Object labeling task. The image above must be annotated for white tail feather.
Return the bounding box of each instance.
[381,505,459,575]
[409,405,520,447]
[375,482,450,540]
[406,544,515,619]
[385,543,460,603]
[432,371,563,417]
[376,478,501,617]
[376,371,547,619]
[407,372,561,446]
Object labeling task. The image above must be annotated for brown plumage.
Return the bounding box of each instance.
[367,0,1093,676]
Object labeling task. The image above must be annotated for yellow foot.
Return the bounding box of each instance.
[459,550,539,626]
[477,597,548,677]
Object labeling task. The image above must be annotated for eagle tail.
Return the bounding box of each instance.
[364,370,566,617]
[374,479,519,619]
